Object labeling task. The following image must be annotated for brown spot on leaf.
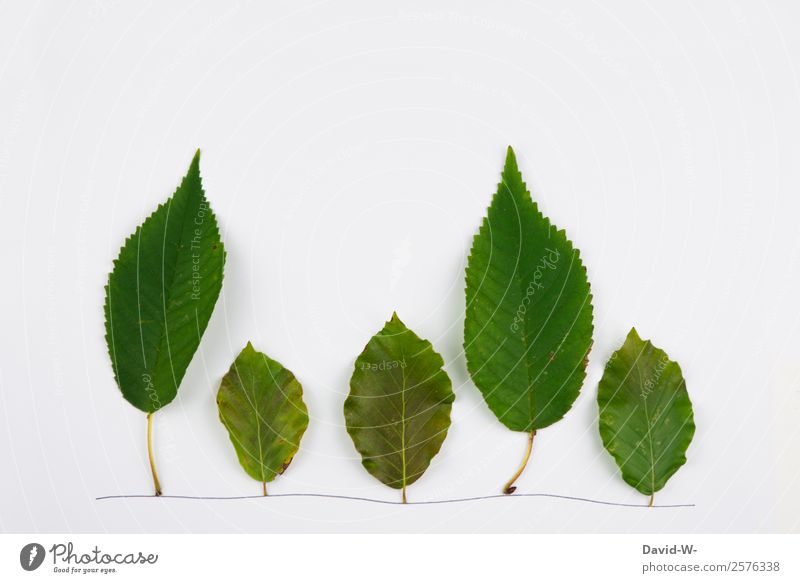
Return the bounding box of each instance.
[278,457,294,475]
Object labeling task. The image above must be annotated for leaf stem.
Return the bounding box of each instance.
[146,413,162,496]
[402,485,407,504]
[263,481,268,497]
[503,430,535,494]
[648,493,654,507]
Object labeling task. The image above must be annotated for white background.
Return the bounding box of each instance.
[1,0,799,533]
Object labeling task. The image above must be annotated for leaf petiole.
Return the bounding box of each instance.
[147,412,162,496]
[502,430,535,494]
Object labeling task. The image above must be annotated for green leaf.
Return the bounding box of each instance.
[344,313,454,502]
[104,150,225,414]
[217,343,309,493]
[464,146,593,492]
[597,328,695,502]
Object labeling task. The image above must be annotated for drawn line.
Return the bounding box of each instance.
[95,492,694,508]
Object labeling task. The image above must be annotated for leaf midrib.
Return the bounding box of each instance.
[399,355,408,491]
[635,355,657,494]
[250,371,266,484]
[518,282,536,430]
[513,210,539,431]
[143,191,202,392]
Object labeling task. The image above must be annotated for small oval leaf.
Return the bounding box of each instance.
[597,328,696,499]
[344,313,454,501]
[104,150,225,413]
[217,343,309,490]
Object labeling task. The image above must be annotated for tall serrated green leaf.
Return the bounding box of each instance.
[597,328,695,505]
[344,313,454,502]
[464,146,593,493]
[104,150,225,494]
[217,343,309,495]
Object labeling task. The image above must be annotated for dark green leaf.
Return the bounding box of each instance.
[597,328,695,499]
[464,147,594,432]
[104,151,225,413]
[217,343,309,491]
[344,313,454,501]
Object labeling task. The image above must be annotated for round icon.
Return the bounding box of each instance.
[20,543,45,571]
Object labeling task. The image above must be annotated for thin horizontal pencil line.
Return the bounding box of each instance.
[95,492,694,508]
